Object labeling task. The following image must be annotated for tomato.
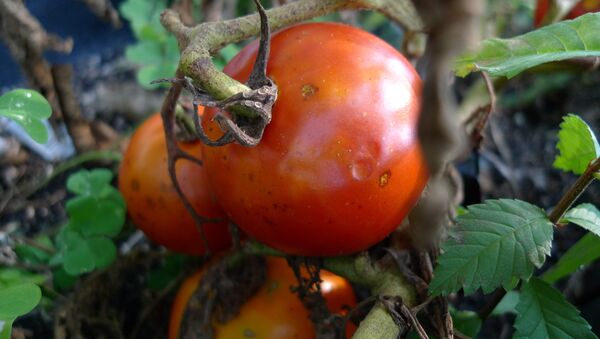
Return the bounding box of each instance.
[168,257,357,339]
[201,22,427,256]
[535,0,600,26]
[118,113,231,255]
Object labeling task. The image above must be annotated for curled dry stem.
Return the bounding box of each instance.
[159,0,423,147]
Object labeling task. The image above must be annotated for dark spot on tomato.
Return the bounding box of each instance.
[378,170,391,187]
[267,191,272,196]
[157,196,167,208]
[130,179,140,191]
[263,216,276,227]
[145,197,156,208]
[301,83,318,99]
[136,212,146,221]
[248,173,254,182]
[222,155,228,161]
[159,182,170,192]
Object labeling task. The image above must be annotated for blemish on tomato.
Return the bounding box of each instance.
[145,197,156,208]
[350,159,374,180]
[266,280,280,294]
[131,179,140,191]
[243,328,256,337]
[248,173,254,182]
[378,170,392,187]
[301,84,318,99]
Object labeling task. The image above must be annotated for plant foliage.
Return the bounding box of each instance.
[513,277,596,339]
[455,13,600,78]
[0,89,52,143]
[429,199,553,295]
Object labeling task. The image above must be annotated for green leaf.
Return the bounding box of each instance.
[513,277,596,339]
[125,41,164,65]
[553,115,600,175]
[13,235,54,265]
[563,203,600,235]
[543,233,600,283]
[451,309,482,338]
[429,199,553,296]
[0,268,46,289]
[62,232,117,275]
[147,254,187,290]
[66,195,125,237]
[492,290,520,315]
[0,89,52,143]
[0,319,13,339]
[66,169,114,196]
[52,267,77,291]
[0,283,41,319]
[455,13,600,78]
[119,0,167,38]
[137,63,178,89]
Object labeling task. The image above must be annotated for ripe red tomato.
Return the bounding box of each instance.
[118,113,231,255]
[168,257,357,339]
[201,22,427,256]
[535,0,600,26]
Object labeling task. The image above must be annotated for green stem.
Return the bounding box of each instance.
[239,242,416,339]
[161,0,422,119]
[549,157,600,224]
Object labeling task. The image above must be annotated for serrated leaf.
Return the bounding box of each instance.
[66,169,114,196]
[0,89,52,143]
[513,277,596,339]
[563,203,600,235]
[429,199,553,296]
[66,195,125,237]
[553,115,600,175]
[455,13,600,78]
[0,283,41,319]
[492,290,520,315]
[543,233,600,283]
[451,309,482,338]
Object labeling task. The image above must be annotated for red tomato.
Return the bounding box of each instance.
[201,22,427,256]
[118,113,231,255]
[168,257,357,339]
[535,0,600,26]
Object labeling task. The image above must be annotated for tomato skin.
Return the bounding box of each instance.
[535,0,600,26]
[118,113,231,255]
[202,22,427,256]
[168,257,357,339]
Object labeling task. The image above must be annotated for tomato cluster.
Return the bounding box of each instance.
[119,22,426,257]
[168,257,357,339]
[118,21,426,337]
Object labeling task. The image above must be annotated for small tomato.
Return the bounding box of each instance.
[169,257,357,339]
[118,113,231,255]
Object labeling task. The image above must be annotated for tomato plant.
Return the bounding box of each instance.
[168,257,357,339]
[534,0,600,26]
[201,22,428,256]
[118,113,231,255]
